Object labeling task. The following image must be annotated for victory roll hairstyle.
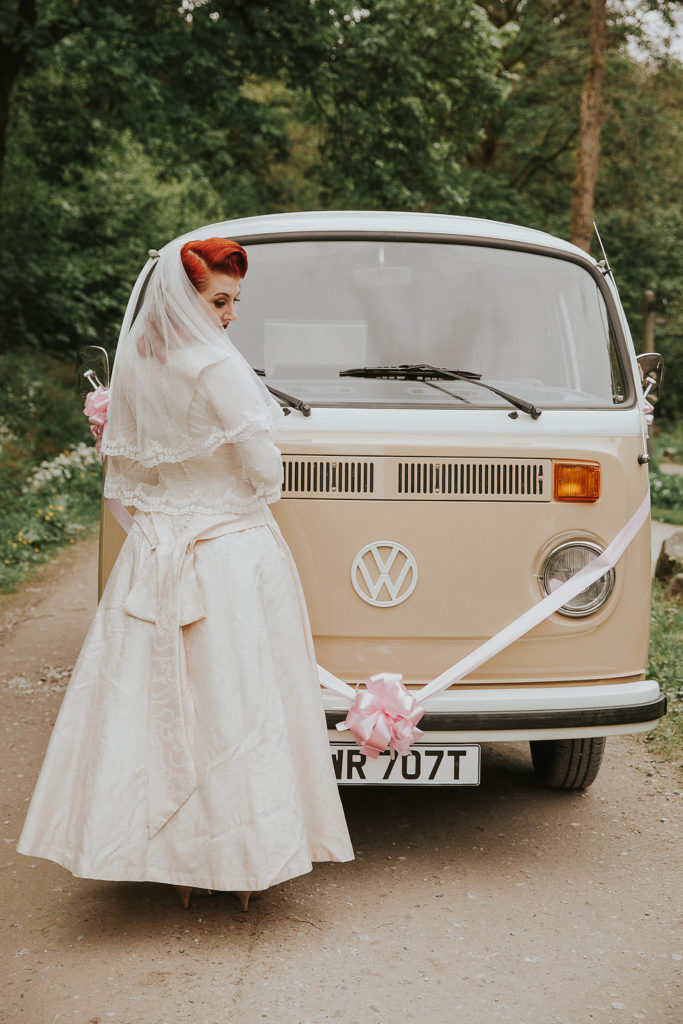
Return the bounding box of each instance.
[180,238,248,292]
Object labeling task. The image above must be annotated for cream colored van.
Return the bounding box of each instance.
[99,211,666,790]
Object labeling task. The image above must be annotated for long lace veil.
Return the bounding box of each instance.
[101,239,282,510]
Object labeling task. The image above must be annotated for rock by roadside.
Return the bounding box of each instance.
[654,528,683,582]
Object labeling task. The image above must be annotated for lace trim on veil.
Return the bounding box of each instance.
[103,478,281,516]
[100,407,283,468]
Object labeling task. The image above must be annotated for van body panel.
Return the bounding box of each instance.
[270,429,650,685]
[99,491,127,598]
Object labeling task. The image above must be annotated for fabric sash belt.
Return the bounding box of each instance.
[115,502,268,838]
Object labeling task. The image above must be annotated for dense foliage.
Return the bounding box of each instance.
[647,581,683,769]
[312,0,505,209]
[0,350,100,590]
[0,0,681,419]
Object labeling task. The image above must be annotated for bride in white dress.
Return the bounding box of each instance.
[17,237,354,908]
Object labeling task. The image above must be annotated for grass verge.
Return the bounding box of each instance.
[1,351,102,592]
[645,581,683,771]
[0,443,102,592]
[650,423,683,524]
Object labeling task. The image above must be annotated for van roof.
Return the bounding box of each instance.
[170,210,595,264]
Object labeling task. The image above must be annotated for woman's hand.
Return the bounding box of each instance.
[136,313,168,362]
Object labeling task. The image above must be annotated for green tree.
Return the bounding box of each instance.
[597,57,683,420]
[0,0,343,354]
[0,0,341,189]
[465,0,683,419]
[309,0,506,210]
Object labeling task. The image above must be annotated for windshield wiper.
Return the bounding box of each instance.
[340,364,542,419]
[340,363,482,381]
[268,385,312,417]
[253,369,311,417]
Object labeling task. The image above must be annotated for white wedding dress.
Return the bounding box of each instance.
[18,444,354,890]
[17,244,354,889]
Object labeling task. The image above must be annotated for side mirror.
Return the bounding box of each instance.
[636,352,664,405]
[77,346,110,396]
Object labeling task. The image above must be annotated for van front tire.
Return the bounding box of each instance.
[530,737,606,789]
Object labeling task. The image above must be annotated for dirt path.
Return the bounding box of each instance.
[1,538,681,1024]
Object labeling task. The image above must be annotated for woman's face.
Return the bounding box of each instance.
[200,271,241,330]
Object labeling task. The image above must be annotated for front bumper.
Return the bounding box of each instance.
[324,679,666,743]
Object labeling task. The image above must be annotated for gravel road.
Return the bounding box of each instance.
[1,535,681,1024]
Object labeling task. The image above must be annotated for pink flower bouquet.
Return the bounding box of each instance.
[83,386,110,453]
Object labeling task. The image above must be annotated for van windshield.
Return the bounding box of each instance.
[230,240,627,410]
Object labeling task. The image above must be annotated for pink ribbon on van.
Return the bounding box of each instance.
[320,492,651,756]
[339,673,425,758]
[106,497,135,534]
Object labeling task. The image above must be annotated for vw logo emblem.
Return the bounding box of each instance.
[351,541,418,607]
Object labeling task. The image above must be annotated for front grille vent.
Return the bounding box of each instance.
[281,456,551,501]
[397,460,546,498]
[282,458,375,495]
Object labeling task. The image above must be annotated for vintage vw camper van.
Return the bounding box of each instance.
[99,211,666,790]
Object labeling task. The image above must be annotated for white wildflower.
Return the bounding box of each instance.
[23,443,101,494]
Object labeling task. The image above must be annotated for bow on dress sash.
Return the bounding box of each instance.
[124,508,266,839]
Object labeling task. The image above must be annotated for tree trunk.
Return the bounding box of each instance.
[0,57,24,192]
[569,0,606,252]
[0,0,37,192]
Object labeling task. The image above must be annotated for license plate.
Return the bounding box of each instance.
[330,742,480,785]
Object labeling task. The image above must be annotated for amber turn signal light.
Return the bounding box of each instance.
[553,462,601,502]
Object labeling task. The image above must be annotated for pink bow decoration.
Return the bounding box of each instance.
[83,386,110,452]
[337,673,425,759]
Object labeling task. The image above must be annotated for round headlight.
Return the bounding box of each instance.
[540,541,614,617]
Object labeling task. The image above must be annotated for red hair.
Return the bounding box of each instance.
[180,237,248,292]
